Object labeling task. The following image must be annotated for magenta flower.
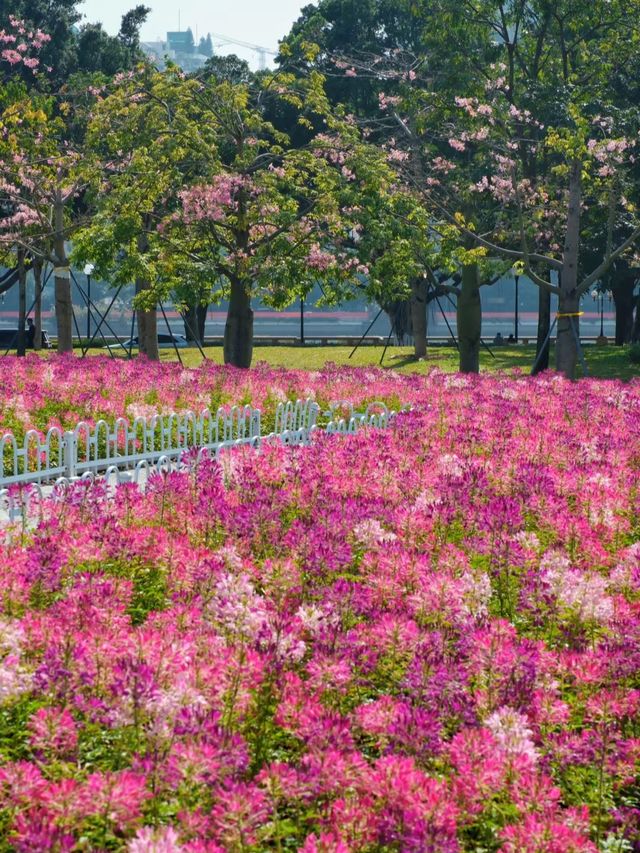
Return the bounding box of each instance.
[0,364,637,848]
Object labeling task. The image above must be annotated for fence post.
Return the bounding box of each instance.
[64,431,77,479]
[251,409,261,438]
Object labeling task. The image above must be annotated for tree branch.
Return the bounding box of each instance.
[579,226,640,296]
[427,193,563,277]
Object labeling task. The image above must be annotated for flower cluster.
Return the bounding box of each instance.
[0,367,639,849]
[0,16,50,72]
[178,176,253,224]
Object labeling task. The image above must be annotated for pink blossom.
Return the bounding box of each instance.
[486,707,539,762]
[28,707,78,759]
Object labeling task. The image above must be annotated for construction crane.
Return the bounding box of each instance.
[209,32,277,71]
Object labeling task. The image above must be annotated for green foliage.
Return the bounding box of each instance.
[78,723,141,772]
[202,54,251,85]
[0,697,45,763]
[280,0,424,120]
[82,557,168,624]
[629,343,640,364]
[128,563,169,625]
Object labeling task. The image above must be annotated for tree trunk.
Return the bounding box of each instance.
[137,298,147,356]
[197,302,207,343]
[54,190,73,353]
[135,279,159,360]
[224,277,253,367]
[632,292,640,343]
[383,300,411,344]
[135,228,159,360]
[533,286,551,374]
[556,291,581,378]
[183,301,208,344]
[184,301,198,342]
[611,275,635,344]
[143,302,159,361]
[410,276,427,358]
[17,249,26,357]
[555,161,581,379]
[457,261,481,373]
[33,258,43,351]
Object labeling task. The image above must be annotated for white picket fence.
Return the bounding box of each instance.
[0,399,397,494]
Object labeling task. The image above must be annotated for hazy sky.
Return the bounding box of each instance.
[78,0,312,67]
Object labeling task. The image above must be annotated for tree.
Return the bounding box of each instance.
[75,6,150,77]
[410,91,640,377]
[75,61,396,367]
[289,0,640,375]
[0,15,104,354]
[160,81,390,367]
[426,0,640,376]
[281,0,508,366]
[347,183,470,360]
[324,0,640,377]
[118,6,150,54]
[1,0,80,86]
[0,18,60,354]
[202,54,251,85]
[281,1,439,359]
[0,9,158,355]
[2,1,151,86]
[0,95,95,352]
[281,0,423,120]
[72,64,209,360]
[198,34,213,59]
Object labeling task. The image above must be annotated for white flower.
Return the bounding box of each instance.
[128,826,184,852]
[218,544,243,571]
[459,571,491,619]
[296,603,339,636]
[515,531,540,551]
[541,554,613,623]
[207,572,269,640]
[353,518,397,547]
[578,438,601,464]
[0,659,32,704]
[438,453,464,478]
[413,489,442,512]
[486,707,538,762]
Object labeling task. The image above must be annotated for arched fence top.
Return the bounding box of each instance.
[0,398,405,490]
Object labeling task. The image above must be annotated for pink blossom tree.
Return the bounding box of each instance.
[0,103,94,353]
[74,63,394,367]
[0,17,96,353]
[320,0,640,377]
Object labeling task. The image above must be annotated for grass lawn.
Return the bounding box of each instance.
[98,342,640,380]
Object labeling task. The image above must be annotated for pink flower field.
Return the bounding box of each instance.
[0,356,412,440]
[1,363,640,851]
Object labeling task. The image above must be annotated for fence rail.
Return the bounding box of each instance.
[0,399,397,491]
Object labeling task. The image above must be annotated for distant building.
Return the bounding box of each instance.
[140,28,210,72]
[167,30,194,55]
